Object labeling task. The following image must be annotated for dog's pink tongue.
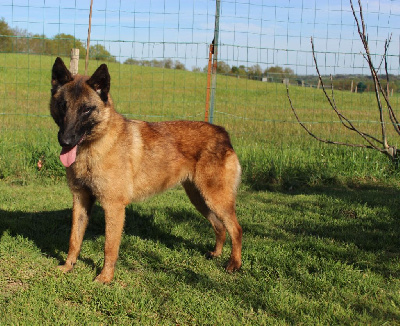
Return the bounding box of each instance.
[60,145,77,168]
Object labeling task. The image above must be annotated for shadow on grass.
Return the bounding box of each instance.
[0,208,72,263]
[124,205,211,254]
[244,182,400,278]
[0,204,213,269]
[1,183,400,317]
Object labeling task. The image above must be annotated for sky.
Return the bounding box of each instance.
[1,0,399,75]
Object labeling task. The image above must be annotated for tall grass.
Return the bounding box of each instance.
[1,52,400,187]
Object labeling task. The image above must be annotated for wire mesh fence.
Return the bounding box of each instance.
[0,0,400,181]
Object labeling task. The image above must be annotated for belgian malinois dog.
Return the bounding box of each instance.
[50,57,242,283]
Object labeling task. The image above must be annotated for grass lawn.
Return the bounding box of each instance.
[1,52,400,324]
[1,179,400,324]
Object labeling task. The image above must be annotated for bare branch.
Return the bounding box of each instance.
[380,35,400,136]
[311,37,384,147]
[351,0,389,149]
[286,0,399,162]
[286,86,385,153]
[377,35,391,72]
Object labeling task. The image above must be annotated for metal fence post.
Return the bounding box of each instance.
[208,0,220,124]
[204,40,214,122]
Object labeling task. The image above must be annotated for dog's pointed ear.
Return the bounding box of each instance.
[51,57,72,95]
[86,64,110,102]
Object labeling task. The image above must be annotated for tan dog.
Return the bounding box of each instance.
[50,57,242,283]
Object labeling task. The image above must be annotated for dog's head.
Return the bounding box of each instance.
[50,57,112,167]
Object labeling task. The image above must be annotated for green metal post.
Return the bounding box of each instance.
[209,0,220,124]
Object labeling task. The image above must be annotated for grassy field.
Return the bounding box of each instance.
[1,181,400,324]
[1,52,400,186]
[1,53,400,323]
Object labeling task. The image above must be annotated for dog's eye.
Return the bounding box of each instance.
[57,99,67,114]
[82,106,96,115]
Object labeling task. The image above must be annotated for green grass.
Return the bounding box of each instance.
[1,52,400,187]
[1,180,400,324]
[1,52,400,323]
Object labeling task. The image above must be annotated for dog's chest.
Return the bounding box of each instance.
[68,150,103,191]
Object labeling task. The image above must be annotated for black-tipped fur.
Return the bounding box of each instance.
[51,57,73,95]
[86,64,110,102]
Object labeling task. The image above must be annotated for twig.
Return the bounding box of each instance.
[351,0,388,149]
[85,0,93,76]
[286,0,399,162]
[311,37,383,147]
[286,86,384,152]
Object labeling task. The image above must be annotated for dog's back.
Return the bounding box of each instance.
[126,120,241,201]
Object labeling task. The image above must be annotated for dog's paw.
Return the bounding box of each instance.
[57,262,74,273]
[205,250,222,260]
[205,251,217,260]
[225,259,241,273]
[94,274,112,284]
[94,270,114,284]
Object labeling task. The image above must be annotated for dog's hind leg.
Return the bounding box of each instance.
[207,198,242,272]
[58,188,95,273]
[217,210,242,272]
[183,181,227,258]
[95,202,126,284]
[192,154,242,272]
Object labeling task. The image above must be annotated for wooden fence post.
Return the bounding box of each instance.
[70,48,79,75]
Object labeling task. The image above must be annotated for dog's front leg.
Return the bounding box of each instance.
[95,202,126,284]
[58,189,95,273]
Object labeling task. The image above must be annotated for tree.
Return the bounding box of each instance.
[174,60,186,70]
[89,44,116,62]
[163,58,173,69]
[27,33,51,55]
[231,66,239,74]
[265,66,294,78]
[283,67,294,76]
[51,33,86,57]
[248,64,263,78]
[265,65,283,75]
[124,58,140,65]
[216,61,231,74]
[9,26,30,53]
[238,65,247,76]
[0,18,13,52]
[287,0,399,163]
[357,81,367,93]
[203,60,230,74]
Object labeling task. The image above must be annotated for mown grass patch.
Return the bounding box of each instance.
[1,181,400,324]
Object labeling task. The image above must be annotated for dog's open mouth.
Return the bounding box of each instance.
[59,136,85,168]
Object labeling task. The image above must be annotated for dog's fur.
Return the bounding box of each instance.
[50,57,242,283]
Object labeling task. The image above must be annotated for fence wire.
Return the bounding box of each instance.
[0,0,400,165]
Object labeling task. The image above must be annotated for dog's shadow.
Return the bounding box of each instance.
[0,204,211,271]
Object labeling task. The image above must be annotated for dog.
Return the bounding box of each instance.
[50,57,242,283]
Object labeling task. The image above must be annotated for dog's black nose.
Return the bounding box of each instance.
[58,131,74,148]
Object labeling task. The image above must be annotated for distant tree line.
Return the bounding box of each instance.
[123,56,296,80]
[123,58,187,70]
[297,74,399,94]
[1,17,398,93]
[206,61,295,80]
[0,18,116,62]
